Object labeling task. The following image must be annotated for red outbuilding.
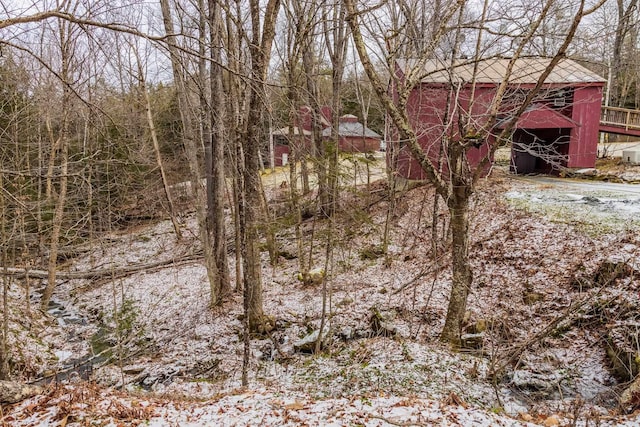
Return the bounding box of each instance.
[272,107,382,166]
[322,114,382,153]
[394,58,605,179]
[271,126,310,167]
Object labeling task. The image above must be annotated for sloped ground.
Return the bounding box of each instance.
[3,169,640,426]
[0,382,558,426]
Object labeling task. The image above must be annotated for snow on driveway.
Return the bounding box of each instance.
[505,176,640,231]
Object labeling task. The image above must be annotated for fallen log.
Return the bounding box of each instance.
[0,253,203,281]
[0,235,237,284]
[0,380,42,404]
[0,236,241,288]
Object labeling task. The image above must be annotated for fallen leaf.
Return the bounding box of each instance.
[285,401,305,410]
[443,392,468,408]
[519,412,533,422]
[544,414,560,426]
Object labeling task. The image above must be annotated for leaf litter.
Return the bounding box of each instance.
[4,170,640,426]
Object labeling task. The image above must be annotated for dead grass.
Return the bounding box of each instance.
[596,157,625,171]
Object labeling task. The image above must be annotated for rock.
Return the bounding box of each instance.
[519,412,533,422]
[338,327,371,341]
[293,329,330,353]
[257,342,275,361]
[512,370,559,393]
[460,333,485,350]
[278,250,297,260]
[339,327,354,341]
[187,358,222,377]
[296,268,325,286]
[0,381,43,404]
[619,172,640,183]
[370,307,397,337]
[621,375,640,411]
[140,375,158,390]
[605,324,640,381]
[139,366,181,390]
[574,168,598,176]
[122,365,146,375]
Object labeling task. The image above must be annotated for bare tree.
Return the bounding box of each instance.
[159,0,227,306]
[222,0,247,293]
[207,0,231,299]
[241,0,281,337]
[323,0,349,217]
[134,45,183,239]
[611,0,639,107]
[41,16,74,310]
[344,0,606,345]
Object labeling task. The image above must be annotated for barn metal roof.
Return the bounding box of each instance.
[398,57,605,85]
[322,121,382,139]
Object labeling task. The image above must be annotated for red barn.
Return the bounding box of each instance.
[272,108,382,166]
[271,106,331,167]
[322,114,382,153]
[395,58,605,179]
[271,126,310,166]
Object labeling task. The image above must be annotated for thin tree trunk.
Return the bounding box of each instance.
[324,1,348,217]
[259,179,278,266]
[159,0,221,304]
[286,70,306,275]
[242,97,267,331]
[42,137,68,310]
[224,7,245,293]
[137,55,182,240]
[440,186,472,346]
[232,141,243,292]
[44,116,58,202]
[300,155,310,194]
[382,118,396,253]
[239,0,280,332]
[302,42,329,216]
[0,170,8,379]
[41,19,72,310]
[208,0,231,301]
[1,271,7,379]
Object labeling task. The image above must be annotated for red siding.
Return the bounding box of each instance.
[568,86,603,168]
[274,144,290,166]
[338,136,379,153]
[397,82,604,179]
[398,85,494,180]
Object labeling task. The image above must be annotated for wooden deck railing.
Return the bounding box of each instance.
[600,106,640,131]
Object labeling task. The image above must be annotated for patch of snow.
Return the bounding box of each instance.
[54,350,74,363]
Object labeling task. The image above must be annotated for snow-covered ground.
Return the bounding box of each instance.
[0,383,583,426]
[4,168,640,426]
[505,176,640,232]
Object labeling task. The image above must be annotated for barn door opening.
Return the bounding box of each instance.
[510,128,571,175]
